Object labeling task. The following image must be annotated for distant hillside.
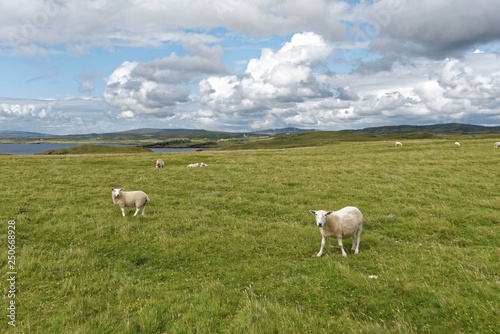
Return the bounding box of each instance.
[0,130,56,138]
[342,123,500,134]
[2,124,498,141]
[65,128,250,141]
[99,128,212,136]
[249,127,314,135]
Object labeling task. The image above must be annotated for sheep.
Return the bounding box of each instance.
[187,163,199,168]
[454,142,461,147]
[395,141,403,147]
[309,206,364,257]
[200,162,207,167]
[495,142,500,148]
[111,188,150,217]
[156,159,165,171]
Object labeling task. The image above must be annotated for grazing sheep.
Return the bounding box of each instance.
[187,163,199,168]
[309,206,364,257]
[111,188,150,217]
[454,142,461,147]
[495,142,500,148]
[200,162,207,167]
[395,141,403,147]
[156,159,165,171]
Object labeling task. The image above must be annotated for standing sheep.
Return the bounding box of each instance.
[454,142,461,147]
[111,188,150,217]
[309,206,364,257]
[156,159,165,171]
[395,141,403,147]
[495,142,500,148]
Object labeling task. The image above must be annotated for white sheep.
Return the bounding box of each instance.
[494,142,500,148]
[111,188,150,217]
[454,142,461,147]
[200,162,207,167]
[156,159,165,171]
[309,206,364,257]
[187,163,199,168]
[395,141,403,147]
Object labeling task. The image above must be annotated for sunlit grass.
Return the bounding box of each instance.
[0,138,499,333]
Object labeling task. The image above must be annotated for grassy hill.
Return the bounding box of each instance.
[343,123,500,134]
[62,128,250,143]
[1,138,498,333]
[3,123,499,146]
[35,144,152,155]
[219,131,443,150]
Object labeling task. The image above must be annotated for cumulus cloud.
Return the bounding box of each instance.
[74,71,99,95]
[103,41,227,116]
[199,32,334,121]
[2,0,499,60]
[0,97,120,134]
[0,0,347,55]
[364,0,500,58]
[330,53,500,128]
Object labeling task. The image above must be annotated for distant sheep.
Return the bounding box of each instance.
[200,162,207,167]
[454,142,461,147]
[187,163,199,168]
[111,188,150,217]
[395,141,403,147]
[156,159,165,171]
[495,142,500,148]
[309,206,364,257]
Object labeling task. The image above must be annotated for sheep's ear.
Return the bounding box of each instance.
[309,210,316,214]
[326,211,333,216]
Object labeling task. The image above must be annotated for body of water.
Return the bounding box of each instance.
[0,143,199,155]
[0,143,80,155]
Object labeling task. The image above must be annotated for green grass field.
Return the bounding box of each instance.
[1,138,499,333]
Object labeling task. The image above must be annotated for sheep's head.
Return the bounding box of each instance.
[111,188,123,198]
[309,210,332,228]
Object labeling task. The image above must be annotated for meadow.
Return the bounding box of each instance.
[1,138,499,333]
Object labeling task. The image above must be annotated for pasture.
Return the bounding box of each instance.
[1,138,499,333]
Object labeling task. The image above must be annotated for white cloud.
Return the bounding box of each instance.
[0,0,348,56]
[364,0,500,58]
[103,42,227,116]
[0,97,119,134]
[195,38,500,131]
[199,32,334,123]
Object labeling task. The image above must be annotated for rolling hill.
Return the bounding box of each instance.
[342,123,500,134]
[1,123,498,141]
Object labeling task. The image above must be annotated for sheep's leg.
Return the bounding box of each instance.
[133,207,140,216]
[141,206,146,216]
[338,238,347,257]
[317,236,326,257]
[120,208,126,217]
[351,234,357,252]
[353,230,361,254]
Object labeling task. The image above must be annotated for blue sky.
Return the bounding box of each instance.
[1,0,500,135]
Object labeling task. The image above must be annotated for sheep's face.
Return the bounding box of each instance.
[111,188,123,198]
[309,210,332,228]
